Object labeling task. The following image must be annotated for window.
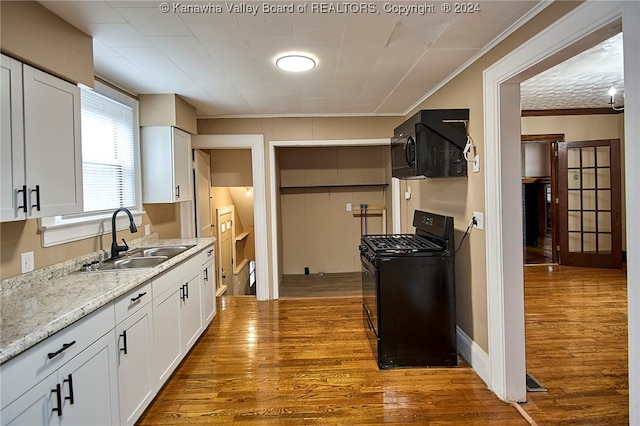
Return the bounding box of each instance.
[81,85,136,213]
[39,81,142,247]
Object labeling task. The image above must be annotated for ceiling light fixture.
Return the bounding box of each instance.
[275,54,316,72]
[608,87,624,111]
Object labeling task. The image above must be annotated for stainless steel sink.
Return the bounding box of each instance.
[78,244,195,272]
[96,256,168,271]
[131,245,194,258]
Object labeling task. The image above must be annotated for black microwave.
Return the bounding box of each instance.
[391,109,469,179]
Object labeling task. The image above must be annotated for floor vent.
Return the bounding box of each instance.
[526,373,547,392]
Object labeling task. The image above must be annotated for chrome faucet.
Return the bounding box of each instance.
[110,208,138,260]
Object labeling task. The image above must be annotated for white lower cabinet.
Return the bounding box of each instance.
[201,248,216,326]
[114,283,154,426]
[180,272,203,352]
[0,244,217,426]
[152,258,205,388]
[0,331,119,426]
[152,285,183,388]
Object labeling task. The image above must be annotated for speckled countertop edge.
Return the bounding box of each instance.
[0,236,215,365]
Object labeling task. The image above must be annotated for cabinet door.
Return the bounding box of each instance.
[57,332,119,426]
[201,251,216,326]
[172,128,192,202]
[152,288,182,388]
[180,273,203,351]
[115,303,154,426]
[0,54,26,222]
[22,64,82,218]
[0,372,60,426]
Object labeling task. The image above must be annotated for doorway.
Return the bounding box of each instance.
[484,2,638,411]
[521,134,563,265]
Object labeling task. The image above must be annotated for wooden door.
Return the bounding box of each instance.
[217,210,233,291]
[557,139,622,268]
[194,150,212,237]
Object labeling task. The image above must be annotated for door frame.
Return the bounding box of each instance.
[268,138,391,300]
[191,135,269,300]
[484,0,638,414]
[521,134,563,264]
[216,205,235,295]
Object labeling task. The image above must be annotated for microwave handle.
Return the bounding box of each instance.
[404,135,415,167]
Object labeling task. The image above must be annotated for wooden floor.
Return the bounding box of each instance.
[137,296,526,425]
[137,265,629,425]
[524,236,553,264]
[279,273,362,298]
[521,264,629,424]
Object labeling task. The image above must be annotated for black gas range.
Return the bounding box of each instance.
[360,210,457,368]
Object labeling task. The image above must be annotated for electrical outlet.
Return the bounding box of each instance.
[473,212,484,230]
[346,203,352,212]
[473,155,480,173]
[21,251,34,273]
[145,224,151,235]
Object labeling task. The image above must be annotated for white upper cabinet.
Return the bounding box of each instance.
[1,55,25,222]
[141,126,193,203]
[1,54,83,222]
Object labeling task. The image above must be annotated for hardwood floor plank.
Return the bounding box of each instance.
[137,296,525,425]
[138,265,628,425]
[521,264,628,425]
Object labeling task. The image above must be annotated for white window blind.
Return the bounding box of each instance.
[81,87,136,213]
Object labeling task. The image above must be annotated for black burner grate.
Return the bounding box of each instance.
[365,234,443,252]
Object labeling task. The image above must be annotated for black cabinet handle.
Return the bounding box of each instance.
[51,383,62,416]
[130,292,147,303]
[63,374,75,405]
[207,249,213,256]
[120,330,128,355]
[184,282,189,299]
[180,285,186,301]
[16,185,27,213]
[204,268,208,281]
[30,185,41,212]
[176,185,180,199]
[47,340,76,359]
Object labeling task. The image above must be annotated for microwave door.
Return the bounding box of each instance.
[392,134,419,178]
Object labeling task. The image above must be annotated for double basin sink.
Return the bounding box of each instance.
[83,245,195,272]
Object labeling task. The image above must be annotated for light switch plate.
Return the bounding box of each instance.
[346,203,352,212]
[21,251,34,273]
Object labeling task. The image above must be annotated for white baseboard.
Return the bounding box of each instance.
[457,326,490,387]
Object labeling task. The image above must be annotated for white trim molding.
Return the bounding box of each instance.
[191,134,269,301]
[483,1,637,418]
[623,1,640,421]
[457,326,490,386]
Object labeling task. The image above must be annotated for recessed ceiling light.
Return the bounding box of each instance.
[275,54,316,72]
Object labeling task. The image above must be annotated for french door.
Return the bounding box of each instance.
[557,139,622,268]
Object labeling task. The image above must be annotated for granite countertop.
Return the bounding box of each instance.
[0,235,215,365]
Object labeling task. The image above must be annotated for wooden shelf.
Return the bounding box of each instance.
[235,232,249,242]
[280,183,388,190]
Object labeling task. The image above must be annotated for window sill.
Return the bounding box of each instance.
[39,210,144,247]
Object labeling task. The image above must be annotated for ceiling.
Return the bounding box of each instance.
[40,1,623,118]
[521,32,624,111]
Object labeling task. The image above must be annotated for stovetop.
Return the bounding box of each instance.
[363,234,443,253]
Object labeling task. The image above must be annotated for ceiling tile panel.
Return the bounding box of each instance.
[90,23,152,48]
[38,0,613,117]
[187,22,247,48]
[148,36,208,56]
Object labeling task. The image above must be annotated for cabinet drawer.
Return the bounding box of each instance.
[0,303,115,408]
[115,281,152,324]
[151,258,193,298]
